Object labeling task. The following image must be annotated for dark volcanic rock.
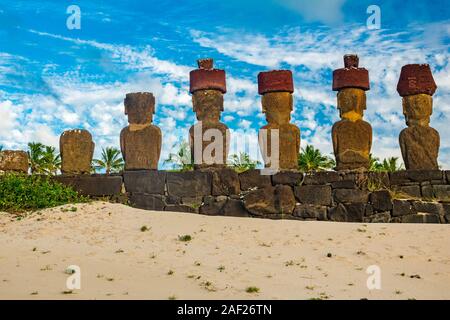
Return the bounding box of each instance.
[239,169,272,190]
[370,190,392,212]
[303,171,340,185]
[293,204,328,220]
[333,188,369,203]
[272,171,303,186]
[211,168,240,196]
[294,185,332,206]
[123,170,166,194]
[54,174,123,196]
[166,171,212,197]
[129,193,165,210]
[328,203,365,222]
[392,200,415,217]
[222,199,250,217]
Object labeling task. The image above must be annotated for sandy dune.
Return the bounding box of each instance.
[0,201,449,300]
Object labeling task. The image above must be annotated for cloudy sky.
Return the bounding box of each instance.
[0,0,449,168]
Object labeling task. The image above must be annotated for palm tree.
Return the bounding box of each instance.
[0,145,3,152]
[228,152,261,173]
[164,140,193,171]
[298,145,335,172]
[41,146,61,175]
[93,147,124,174]
[380,157,403,172]
[27,142,45,174]
[369,154,383,172]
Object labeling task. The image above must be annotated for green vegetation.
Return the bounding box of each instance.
[92,147,124,174]
[178,234,192,242]
[0,173,86,213]
[27,142,61,175]
[369,154,403,172]
[298,145,335,172]
[245,286,260,293]
[228,152,261,173]
[164,141,194,171]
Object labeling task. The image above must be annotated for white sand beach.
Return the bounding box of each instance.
[0,201,449,300]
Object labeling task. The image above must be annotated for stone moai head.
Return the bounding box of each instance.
[333,54,370,121]
[124,92,155,125]
[189,58,226,122]
[397,64,437,126]
[60,129,95,174]
[258,70,294,125]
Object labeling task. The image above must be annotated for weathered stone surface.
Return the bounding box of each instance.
[393,185,421,198]
[272,171,303,186]
[363,212,391,223]
[200,196,227,215]
[166,171,211,198]
[243,186,294,216]
[295,185,332,206]
[389,170,443,184]
[239,169,272,190]
[399,126,439,170]
[259,91,300,170]
[189,58,226,94]
[331,180,357,189]
[446,171,450,184]
[222,199,249,217]
[400,214,425,223]
[370,190,392,212]
[397,64,437,97]
[412,201,443,215]
[329,203,365,222]
[258,70,294,94]
[392,200,415,217]
[293,204,327,220]
[367,172,390,188]
[244,187,277,216]
[60,129,94,174]
[0,150,29,173]
[333,188,369,203]
[274,185,296,215]
[123,170,166,194]
[211,168,240,195]
[303,171,340,185]
[120,92,161,170]
[129,193,165,211]
[164,204,198,213]
[54,174,123,196]
[422,185,450,200]
[332,54,370,91]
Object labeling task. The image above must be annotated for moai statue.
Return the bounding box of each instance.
[0,150,29,173]
[120,92,162,170]
[332,54,372,171]
[397,64,439,170]
[257,70,300,170]
[60,129,95,174]
[189,58,229,169]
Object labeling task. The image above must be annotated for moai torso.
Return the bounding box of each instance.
[258,90,300,170]
[189,59,229,169]
[120,92,161,170]
[0,150,29,173]
[332,55,372,171]
[397,64,439,170]
[60,129,95,174]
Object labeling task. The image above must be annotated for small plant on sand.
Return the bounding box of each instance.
[167,270,174,275]
[140,225,149,232]
[246,286,260,293]
[168,295,177,300]
[178,234,192,242]
[217,265,225,272]
[0,173,87,213]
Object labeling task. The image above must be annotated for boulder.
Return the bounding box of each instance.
[200,196,227,215]
[222,199,250,217]
[123,170,166,194]
[129,193,165,211]
[239,169,272,190]
[333,188,369,203]
[370,190,392,212]
[166,171,212,197]
[272,171,303,186]
[293,204,328,220]
[363,212,391,223]
[303,171,340,185]
[422,185,450,200]
[392,200,415,217]
[211,168,240,195]
[53,174,123,196]
[294,185,332,206]
[244,185,295,216]
[328,203,365,222]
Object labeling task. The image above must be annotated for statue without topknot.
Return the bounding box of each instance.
[60,129,95,174]
[120,92,162,170]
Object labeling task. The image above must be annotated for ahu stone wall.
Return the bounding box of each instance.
[54,169,450,224]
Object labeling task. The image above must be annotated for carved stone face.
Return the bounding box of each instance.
[261,91,293,125]
[402,94,432,126]
[124,93,155,125]
[192,89,223,122]
[337,88,366,121]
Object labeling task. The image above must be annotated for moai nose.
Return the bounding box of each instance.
[197,58,214,70]
[344,54,359,68]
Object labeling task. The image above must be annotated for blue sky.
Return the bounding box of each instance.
[0,0,449,168]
